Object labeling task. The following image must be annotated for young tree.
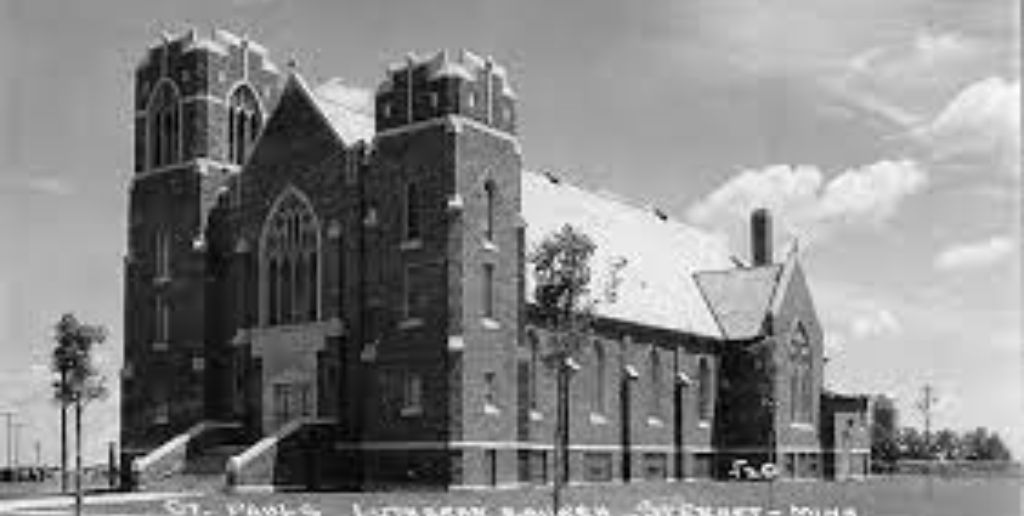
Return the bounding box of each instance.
[870,395,899,471]
[50,313,107,515]
[529,224,596,515]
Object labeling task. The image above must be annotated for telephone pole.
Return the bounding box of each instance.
[0,411,14,473]
[917,384,938,498]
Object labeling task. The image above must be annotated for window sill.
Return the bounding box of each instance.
[646,416,664,427]
[153,275,172,286]
[589,412,608,425]
[481,318,500,330]
[529,409,544,422]
[482,240,499,252]
[698,420,711,429]
[398,317,424,330]
[483,403,501,416]
[790,422,815,430]
[152,341,169,352]
[400,406,423,418]
[399,239,423,251]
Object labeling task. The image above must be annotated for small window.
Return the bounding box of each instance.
[155,231,171,280]
[155,296,170,344]
[484,371,498,409]
[191,356,205,372]
[403,181,421,242]
[403,264,415,319]
[402,372,423,416]
[484,181,497,242]
[153,403,169,425]
[466,91,477,109]
[482,263,495,319]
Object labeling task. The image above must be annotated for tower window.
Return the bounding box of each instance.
[147,81,181,169]
[261,187,321,326]
[482,263,495,319]
[403,181,421,242]
[484,181,497,243]
[155,296,170,344]
[154,230,172,280]
[402,372,423,416]
[228,85,262,165]
[484,371,498,410]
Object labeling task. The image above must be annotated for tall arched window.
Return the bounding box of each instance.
[649,347,662,417]
[790,325,812,423]
[697,356,713,423]
[593,341,607,414]
[229,85,262,165]
[148,81,181,169]
[261,187,321,326]
[528,330,540,411]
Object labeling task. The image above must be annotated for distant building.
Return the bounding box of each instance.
[120,28,869,490]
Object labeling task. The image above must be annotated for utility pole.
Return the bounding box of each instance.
[917,385,938,460]
[12,423,23,471]
[0,411,14,475]
[917,384,938,498]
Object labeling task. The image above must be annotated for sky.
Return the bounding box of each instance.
[0,0,1019,465]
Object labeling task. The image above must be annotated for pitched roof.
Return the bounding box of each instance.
[522,171,733,338]
[693,265,783,340]
[290,75,374,146]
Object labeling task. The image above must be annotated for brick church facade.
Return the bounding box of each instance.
[120,29,870,490]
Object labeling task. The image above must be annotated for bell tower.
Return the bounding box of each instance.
[363,50,523,486]
[122,28,282,456]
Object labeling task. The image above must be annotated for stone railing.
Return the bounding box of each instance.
[131,421,242,488]
[226,418,338,492]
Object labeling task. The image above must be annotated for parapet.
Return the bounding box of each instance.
[374,50,517,135]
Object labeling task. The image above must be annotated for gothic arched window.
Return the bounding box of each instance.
[790,325,813,424]
[148,81,181,169]
[228,85,262,165]
[261,187,321,326]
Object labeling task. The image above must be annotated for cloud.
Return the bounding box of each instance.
[687,159,927,245]
[934,235,1015,271]
[824,30,989,129]
[913,77,1021,177]
[850,307,902,339]
[24,176,74,196]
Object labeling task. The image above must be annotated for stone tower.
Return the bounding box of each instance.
[361,50,523,485]
[121,28,281,455]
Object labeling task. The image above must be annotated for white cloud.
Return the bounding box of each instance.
[851,307,902,339]
[24,176,74,196]
[824,30,986,129]
[687,159,927,245]
[934,235,1015,271]
[914,77,1021,177]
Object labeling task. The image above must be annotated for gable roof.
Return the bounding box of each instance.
[693,265,783,340]
[287,73,375,146]
[693,245,800,340]
[522,170,733,338]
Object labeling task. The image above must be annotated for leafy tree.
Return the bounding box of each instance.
[529,224,596,515]
[932,429,961,460]
[50,313,107,515]
[897,427,927,459]
[962,427,1012,461]
[870,395,899,470]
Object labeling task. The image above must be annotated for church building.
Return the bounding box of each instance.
[120,28,870,491]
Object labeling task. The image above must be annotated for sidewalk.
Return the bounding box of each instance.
[0,491,199,515]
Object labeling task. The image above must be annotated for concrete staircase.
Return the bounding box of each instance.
[133,421,254,492]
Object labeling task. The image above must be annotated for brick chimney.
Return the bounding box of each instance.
[751,208,772,266]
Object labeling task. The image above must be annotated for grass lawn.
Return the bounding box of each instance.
[0,475,1018,516]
